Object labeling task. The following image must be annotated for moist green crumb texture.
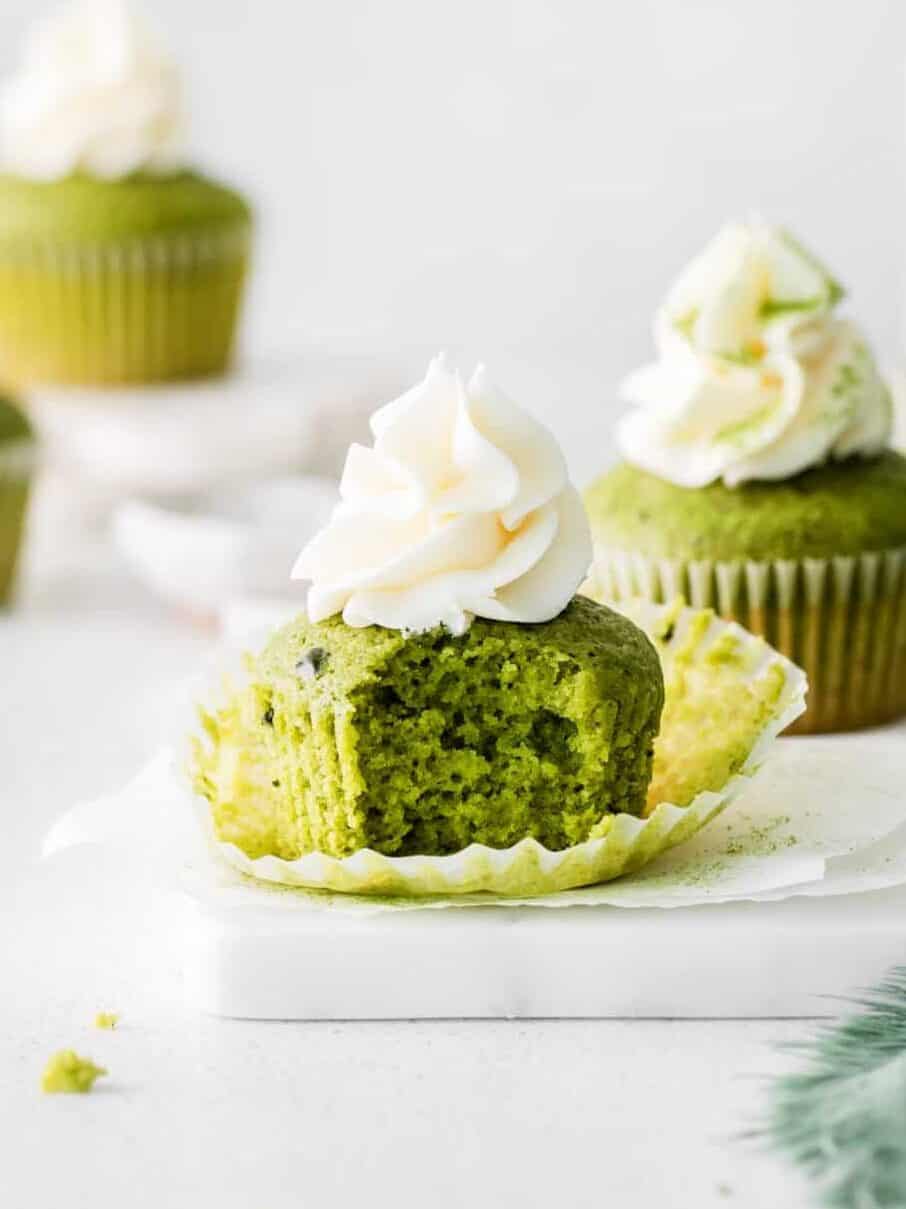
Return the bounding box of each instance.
[584,452,906,562]
[194,597,665,858]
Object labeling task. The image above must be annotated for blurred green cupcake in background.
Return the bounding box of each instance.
[584,219,906,734]
[0,0,252,386]
[0,394,35,604]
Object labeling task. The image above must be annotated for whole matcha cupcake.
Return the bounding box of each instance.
[194,355,664,863]
[585,219,906,734]
[0,394,35,604]
[0,0,252,386]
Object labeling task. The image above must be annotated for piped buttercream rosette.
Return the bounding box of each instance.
[293,354,592,636]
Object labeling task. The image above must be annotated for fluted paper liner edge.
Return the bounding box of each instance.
[587,544,906,733]
[0,223,250,385]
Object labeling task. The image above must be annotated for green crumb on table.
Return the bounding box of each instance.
[94,1012,119,1030]
[41,1050,107,1094]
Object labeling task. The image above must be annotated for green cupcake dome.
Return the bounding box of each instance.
[193,596,665,860]
[585,452,906,563]
[0,171,251,243]
[0,169,253,385]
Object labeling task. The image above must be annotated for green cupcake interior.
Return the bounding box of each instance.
[0,170,251,243]
[585,452,906,562]
[194,597,665,860]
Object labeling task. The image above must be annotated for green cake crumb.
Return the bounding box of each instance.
[94,1012,119,1030]
[705,631,746,668]
[194,596,665,858]
[41,1050,107,1094]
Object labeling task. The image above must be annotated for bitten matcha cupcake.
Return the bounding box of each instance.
[200,598,664,859]
[191,356,805,898]
[0,394,35,604]
[196,355,663,856]
[585,219,906,734]
[0,0,252,386]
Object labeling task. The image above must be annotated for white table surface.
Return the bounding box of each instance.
[0,542,825,1209]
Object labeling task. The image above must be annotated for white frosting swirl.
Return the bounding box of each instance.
[1,0,186,181]
[293,355,592,635]
[618,220,892,487]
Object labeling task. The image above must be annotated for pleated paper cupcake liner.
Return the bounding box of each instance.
[187,600,806,898]
[586,545,906,734]
[0,222,250,387]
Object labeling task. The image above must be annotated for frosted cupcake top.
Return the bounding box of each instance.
[294,355,592,635]
[0,0,186,181]
[618,219,892,488]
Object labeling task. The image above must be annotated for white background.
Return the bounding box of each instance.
[2,0,905,478]
[0,7,901,1205]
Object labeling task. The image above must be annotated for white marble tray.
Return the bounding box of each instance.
[179,879,906,1019]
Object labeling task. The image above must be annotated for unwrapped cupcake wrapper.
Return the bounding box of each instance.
[0,223,250,386]
[187,600,806,898]
[587,545,906,734]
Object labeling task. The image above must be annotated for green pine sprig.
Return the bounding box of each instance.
[765,966,906,1208]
